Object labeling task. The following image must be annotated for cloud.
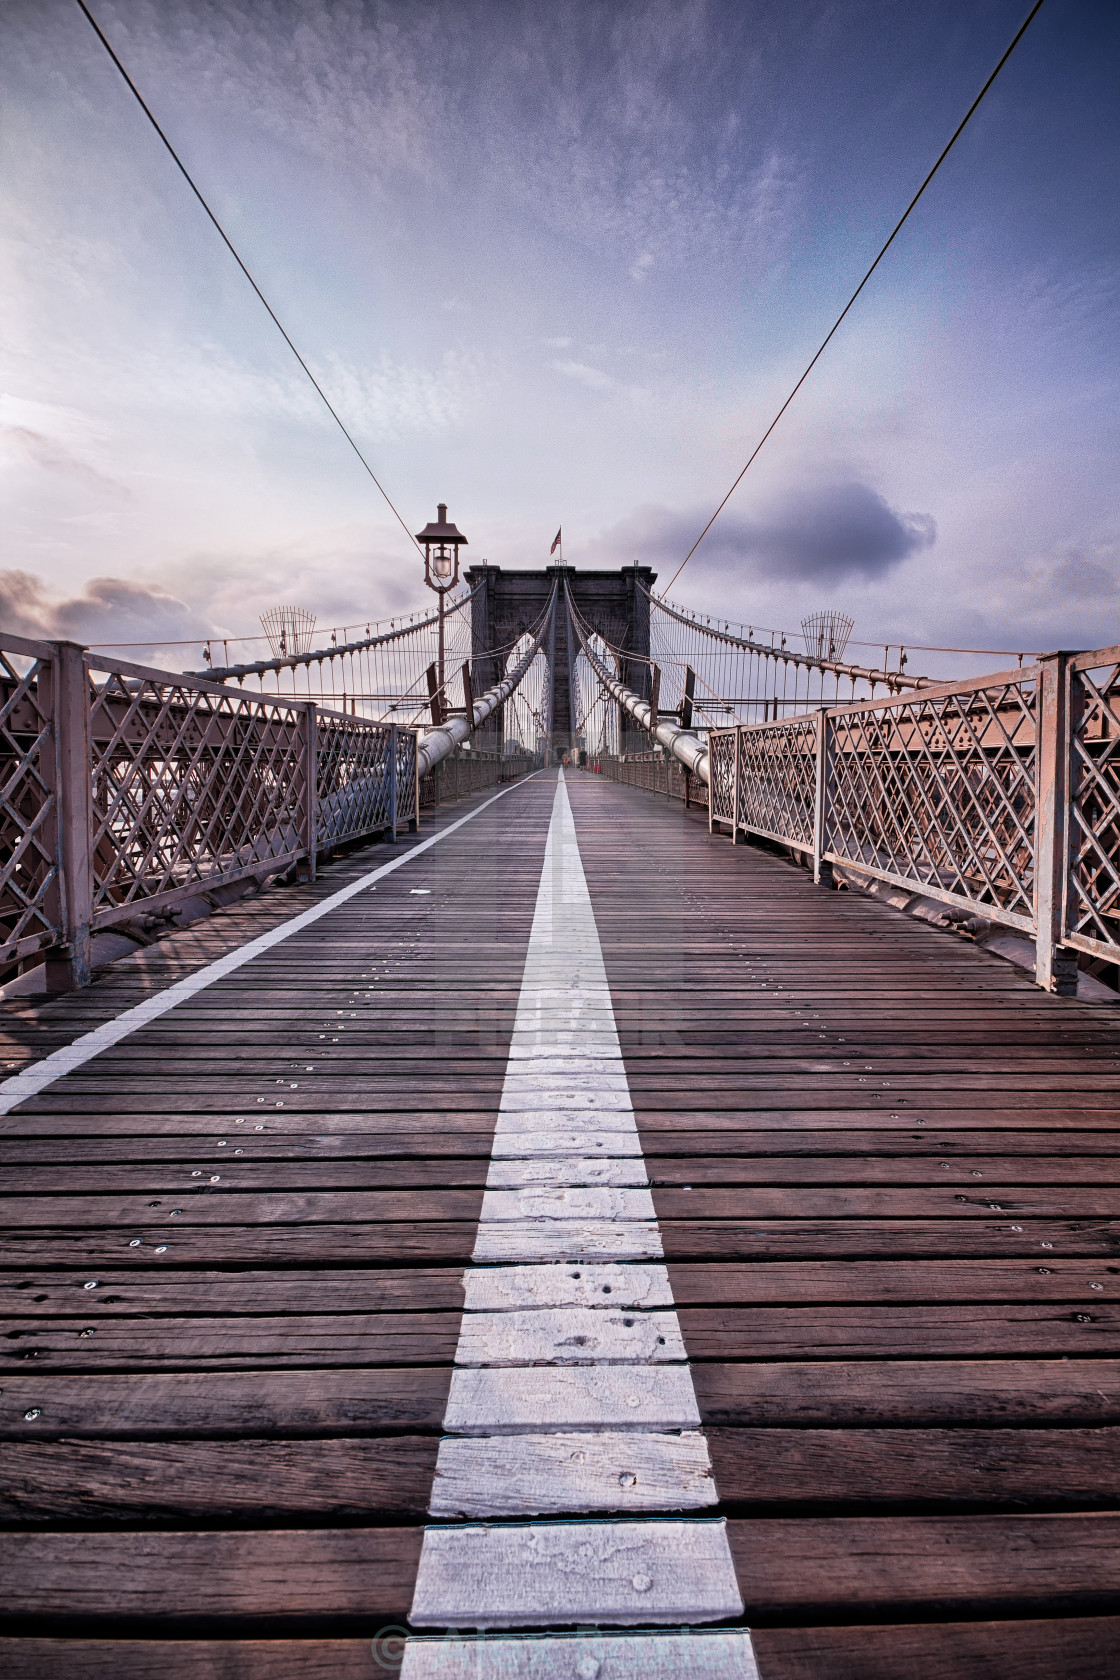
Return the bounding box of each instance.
[1,425,132,499]
[0,571,213,659]
[551,359,618,393]
[589,483,936,584]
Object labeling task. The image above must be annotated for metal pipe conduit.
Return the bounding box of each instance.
[416,587,556,778]
[568,594,711,785]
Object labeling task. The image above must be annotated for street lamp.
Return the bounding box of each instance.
[415,502,468,700]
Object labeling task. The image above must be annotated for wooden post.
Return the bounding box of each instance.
[681,665,695,731]
[44,640,93,990]
[813,706,834,887]
[1035,652,1078,995]
[298,704,318,881]
[411,732,420,832]
[426,663,443,726]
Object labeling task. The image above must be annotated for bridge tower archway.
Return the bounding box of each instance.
[464,562,656,755]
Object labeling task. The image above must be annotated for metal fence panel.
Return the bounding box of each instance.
[316,711,399,848]
[1067,646,1120,961]
[736,716,817,850]
[85,658,310,927]
[588,752,700,807]
[0,636,62,964]
[824,672,1039,929]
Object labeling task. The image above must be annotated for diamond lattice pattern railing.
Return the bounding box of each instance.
[87,670,309,916]
[737,717,817,849]
[825,677,1039,924]
[708,731,736,825]
[316,714,402,848]
[1067,650,1120,959]
[0,644,62,961]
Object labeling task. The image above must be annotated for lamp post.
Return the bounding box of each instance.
[415,502,468,701]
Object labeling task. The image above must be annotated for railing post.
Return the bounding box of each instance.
[411,733,420,831]
[1035,652,1077,995]
[299,704,318,882]
[731,725,744,842]
[44,641,93,990]
[814,706,834,887]
[388,725,399,839]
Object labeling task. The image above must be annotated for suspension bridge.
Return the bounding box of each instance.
[2,559,1120,1678]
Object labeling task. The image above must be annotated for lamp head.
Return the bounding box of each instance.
[415,502,468,593]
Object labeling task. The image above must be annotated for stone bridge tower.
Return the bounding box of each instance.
[464,563,656,755]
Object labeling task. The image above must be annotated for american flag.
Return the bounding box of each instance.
[550,528,562,555]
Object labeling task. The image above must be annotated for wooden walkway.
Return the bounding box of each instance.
[2,768,1120,1676]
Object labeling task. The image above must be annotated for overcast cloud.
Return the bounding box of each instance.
[1,0,1118,676]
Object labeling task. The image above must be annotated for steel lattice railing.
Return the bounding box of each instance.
[0,632,538,988]
[1066,646,1120,965]
[588,752,703,808]
[583,639,1120,996]
[0,634,64,966]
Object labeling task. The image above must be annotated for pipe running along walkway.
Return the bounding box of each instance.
[2,769,1120,1677]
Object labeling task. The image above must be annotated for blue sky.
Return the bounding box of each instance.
[1,0,1117,675]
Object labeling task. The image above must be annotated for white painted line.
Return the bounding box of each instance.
[429,1430,716,1517]
[484,1159,649,1190]
[490,1131,643,1159]
[443,1367,702,1435]
[401,1630,761,1679]
[0,773,541,1118]
[491,1109,641,1134]
[471,1222,664,1263]
[409,771,744,1642]
[409,1519,744,1627]
[462,1264,674,1313]
[453,1306,687,1367]
[479,1188,657,1223]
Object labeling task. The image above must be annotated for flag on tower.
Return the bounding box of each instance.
[550,528,562,555]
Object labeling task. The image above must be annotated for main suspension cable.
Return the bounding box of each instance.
[664,0,1048,595]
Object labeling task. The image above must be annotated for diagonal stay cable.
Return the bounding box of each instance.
[664,0,1047,595]
[74,0,422,556]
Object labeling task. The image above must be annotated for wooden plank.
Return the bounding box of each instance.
[462,1262,673,1312]
[453,1306,684,1367]
[655,1219,1120,1259]
[649,1156,1120,1185]
[408,1518,743,1627]
[0,1640,377,1680]
[0,1369,451,1437]
[0,1223,479,1265]
[1,1161,493,1191]
[674,1303,1120,1360]
[666,1258,1120,1304]
[429,1430,716,1516]
[0,1438,440,1518]
[0,1267,467,1317]
[443,1366,701,1433]
[0,1312,463,1369]
[690,1360,1120,1426]
[0,1192,483,1227]
[707,1426,1120,1506]
[403,1630,761,1677]
[750,1617,1120,1680]
[0,1528,423,1618]
[725,1512,1120,1614]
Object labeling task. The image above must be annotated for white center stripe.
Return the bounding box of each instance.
[405,774,758,1677]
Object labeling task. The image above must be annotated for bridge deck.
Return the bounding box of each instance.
[2,770,1120,1677]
